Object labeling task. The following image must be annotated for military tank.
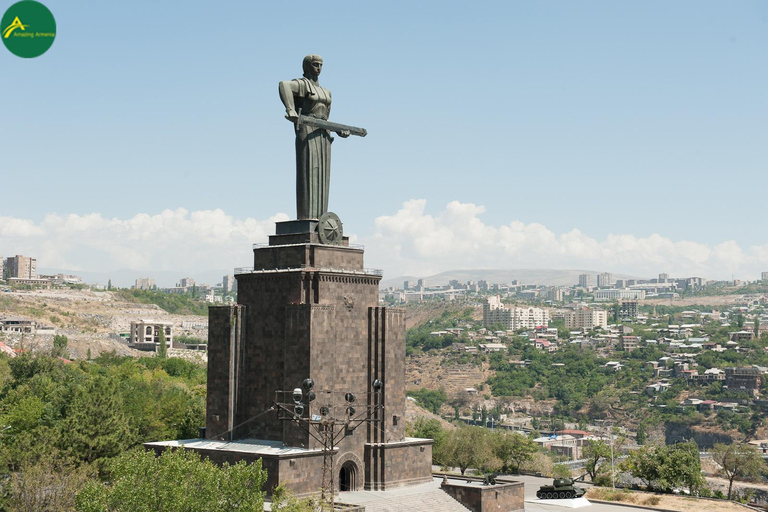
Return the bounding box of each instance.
[536,477,586,500]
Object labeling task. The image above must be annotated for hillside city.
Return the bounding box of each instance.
[3,253,768,509]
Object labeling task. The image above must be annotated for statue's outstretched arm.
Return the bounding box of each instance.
[278,80,300,121]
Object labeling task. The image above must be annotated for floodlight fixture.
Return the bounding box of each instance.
[346,406,356,415]
[372,379,383,391]
[292,388,303,404]
[345,392,356,403]
[320,406,330,416]
[302,378,315,391]
[294,404,304,416]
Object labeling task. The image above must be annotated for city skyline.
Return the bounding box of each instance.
[2,1,767,281]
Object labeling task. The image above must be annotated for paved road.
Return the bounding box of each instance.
[337,475,665,512]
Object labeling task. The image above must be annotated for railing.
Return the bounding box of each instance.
[252,242,365,250]
[235,266,382,276]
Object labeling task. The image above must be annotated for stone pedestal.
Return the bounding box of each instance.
[197,222,432,494]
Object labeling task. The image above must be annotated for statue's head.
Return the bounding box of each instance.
[303,54,323,79]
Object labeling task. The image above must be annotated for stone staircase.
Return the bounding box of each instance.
[338,479,471,512]
[342,489,471,512]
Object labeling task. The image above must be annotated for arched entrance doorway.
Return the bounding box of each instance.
[339,461,356,492]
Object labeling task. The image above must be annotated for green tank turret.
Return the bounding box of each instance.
[536,477,586,499]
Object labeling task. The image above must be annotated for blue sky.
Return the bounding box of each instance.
[2,1,767,283]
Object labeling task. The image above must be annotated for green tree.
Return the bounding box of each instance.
[107,279,112,291]
[157,328,167,359]
[494,431,537,474]
[440,427,498,475]
[661,441,704,494]
[711,442,766,500]
[583,439,611,481]
[552,464,571,479]
[635,423,647,445]
[9,455,95,512]
[76,448,267,512]
[406,388,446,414]
[52,335,69,358]
[59,377,136,465]
[407,418,446,464]
[621,445,662,490]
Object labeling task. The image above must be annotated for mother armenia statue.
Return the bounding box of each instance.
[279,55,366,221]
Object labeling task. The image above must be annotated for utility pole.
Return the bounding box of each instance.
[276,378,383,509]
[610,421,615,489]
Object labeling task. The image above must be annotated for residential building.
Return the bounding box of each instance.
[483,296,550,330]
[578,274,594,288]
[597,272,613,288]
[222,275,236,294]
[620,335,641,352]
[725,367,762,396]
[179,277,195,289]
[129,320,174,351]
[0,256,4,281]
[546,287,565,302]
[730,331,755,343]
[5,255,36,279]
[762,272,768,283]
[564,307,608,330]
[0,316,36,333]
[134,278,155,290]
[620,301,638,319]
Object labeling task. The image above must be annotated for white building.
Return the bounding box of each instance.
[483,295,550,330]
[564,308,608,330]
[594,289,646,301]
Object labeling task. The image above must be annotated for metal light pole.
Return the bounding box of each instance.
[275,378,383,509]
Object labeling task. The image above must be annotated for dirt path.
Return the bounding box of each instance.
[586,487,753,512]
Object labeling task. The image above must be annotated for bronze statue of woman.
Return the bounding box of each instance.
[279,55,349,221]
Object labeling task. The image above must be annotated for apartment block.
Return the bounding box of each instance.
[564,307,608,330]
[578,274,594,288]
[5,255,36,279]
[134,277,155,290]
[483,295,550,330]
[597,272,613,288]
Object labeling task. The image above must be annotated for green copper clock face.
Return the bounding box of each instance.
[318,212,343,245]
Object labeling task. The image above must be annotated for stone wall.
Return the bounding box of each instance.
[205,305,245,439]
[440,478,524,512]
[365,439,433,490]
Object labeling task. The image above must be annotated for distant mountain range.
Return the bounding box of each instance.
[380,269,642,289]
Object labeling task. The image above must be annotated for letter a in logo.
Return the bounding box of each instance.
[2,16,27,38]
[1,1,56,58]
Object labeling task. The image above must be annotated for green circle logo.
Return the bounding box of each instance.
[2,1,56,58]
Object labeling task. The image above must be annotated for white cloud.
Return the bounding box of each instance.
[1,202,766,282]
[0,209,289,273]
[363,200,768,280]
